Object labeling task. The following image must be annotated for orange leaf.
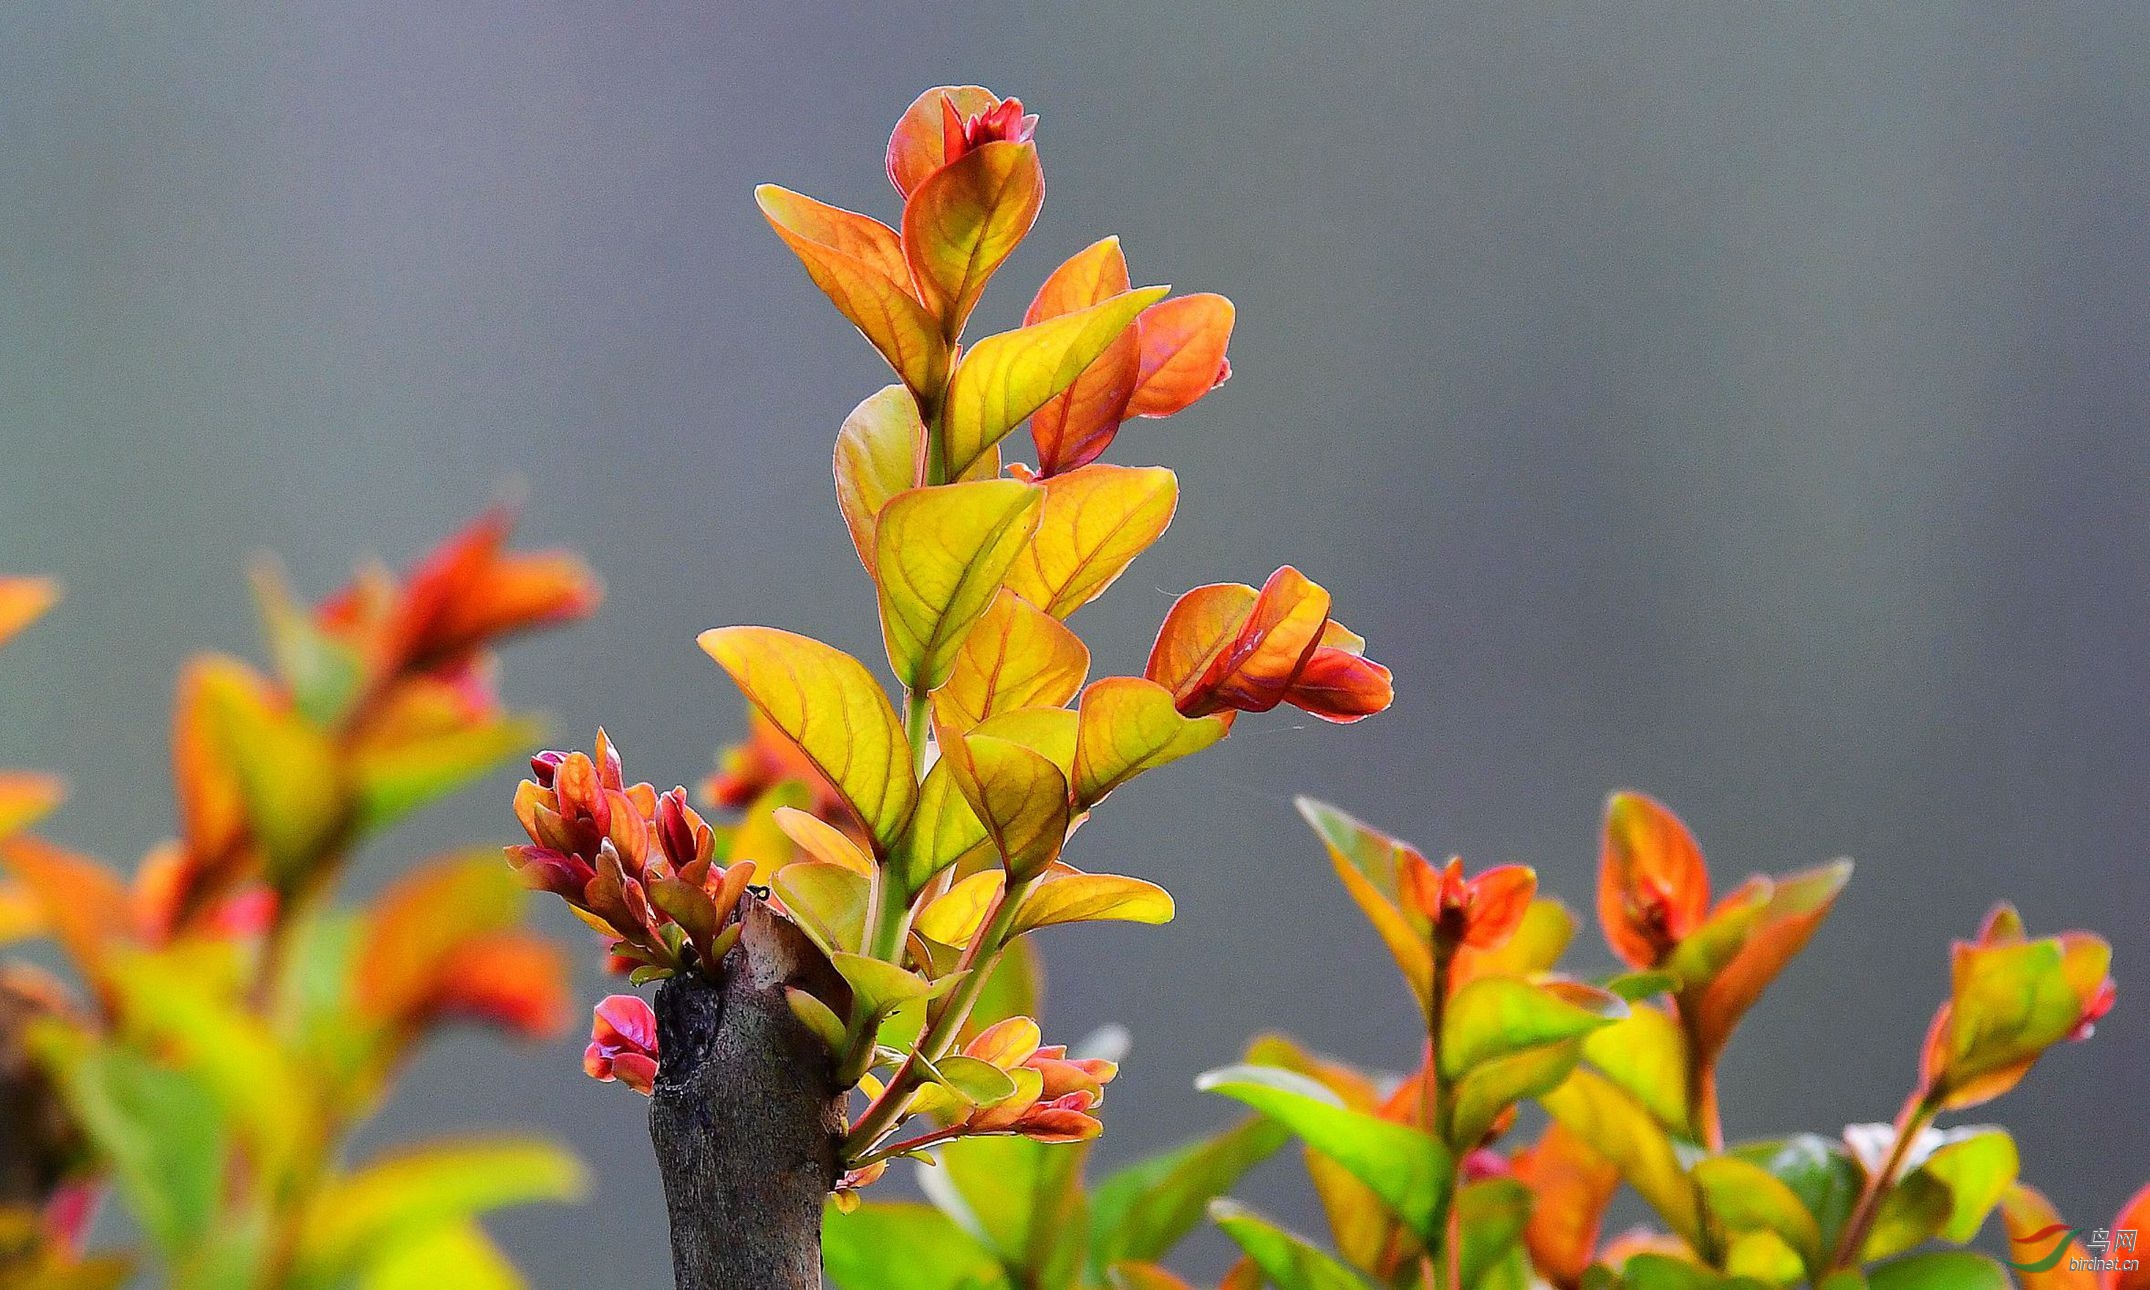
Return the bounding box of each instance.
[1998,1183,2098,1290]
[1513,1122,1619,1290]
[0,577,60,649]
[382,507,600,673]
[936,590,1089,731]
[1003,464,1179,618]
[1685,859,1850,1064]
[900,140,1044,337]
[356,853,525,1030]
[2111,1181,2150,1290]
[1148,567,1330,718]
[1598,791,1712,970]
[935,720,1070,881]
[886,85,1002,198]
[757,184,948,393]
[0,836,132,981]
[1126,293,1234,418]
[1282,646,1394,724]
[0,772,65,842]
[431,931,568,1039]
[1026,237,1141,475]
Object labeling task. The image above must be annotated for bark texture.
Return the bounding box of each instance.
[650,897,847,1290]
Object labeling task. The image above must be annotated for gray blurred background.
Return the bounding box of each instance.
[3,2,2144,1282]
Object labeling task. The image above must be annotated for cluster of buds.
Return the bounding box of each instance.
[1148,566,1392,725]
[509,732,757,982]
[876,1017,1118,1162]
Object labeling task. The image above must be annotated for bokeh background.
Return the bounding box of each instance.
[4,2,2145,1282]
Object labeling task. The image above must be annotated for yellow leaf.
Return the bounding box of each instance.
[917,870,1004,945]
[1010,870,1174,935]
[773,861,871,956]
[1004,464,1179,618]
[1071,677,1228,807]
[834,385,926,575]
[698,627,917,854]
[298,1139,583,1283]
[942,287,1170,480]
[772,806,873,876]
[1540,1069,1702,1248]
[935,590,1089,731]
[899,140,1043,337]
[757,185,948,393]
[937,721,1071,881]
[970,705,1079,776]
[875,480,1044,690]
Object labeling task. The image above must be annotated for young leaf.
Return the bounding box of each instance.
[757,185,947,394]
[1864,1252,2011,1290]
[1209,1200,1374,1290]
[915,870,1003,946]
[1293,797,1434,1008]
[1682,859,1852,1064]
[772,806,874,876]
[1026,237,1141,476]
[350,714,542,836]
[1916,1128,2019,1244]
[875,480,1044,690]
[900,760,993,894]
[1513,1122,1621,1290]
[1002,464,1179,618]
[937,724,1071,881]
[1071,677,1228,806]
[296,1140,584,1282]
[1451,1042,1587,1149]
[0,771,64,842]
[941,287,1170,479]
[1087,1117,1289,1276]
[886,85,1003,197]
[821,1201,1009,1290]
[1581,1003,1692,1138]
[1457,1178,1534,1290]
[1125,293,1235,418]
[1599,791,1712,971]
[1009,870,1174,935]
[1107,1266,1197,1290]
[1440,977,1626,1077]
[1,837,132,982]
[196,658,348,884]
[835,385,927,575]
[900,140,1044,337]
[1999,1183,2098,1290]
[0,575,60,647]
[34,1040,225,1257]
[830,952,930,1025]
[936,590,1090,731]
[1196,1063,1451,1243]
[918,1136,1088,1287]
[773,862,871,956]
[1692,1156,1824,1272]
[355,1221,523,1290]
[1540,1069,1703,1248]
[699,626,917,854]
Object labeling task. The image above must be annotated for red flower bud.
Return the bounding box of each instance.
[584,994,659,1095]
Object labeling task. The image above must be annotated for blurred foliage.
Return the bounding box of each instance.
[0,514,596,1287]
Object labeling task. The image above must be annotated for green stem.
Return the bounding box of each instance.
[842,875,1036,1157]
[862,689,938,964]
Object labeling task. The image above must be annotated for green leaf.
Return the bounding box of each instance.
[197,661,347,884]
[1919,1128,2018,1243]
[1728,1134,1861,1261]
[1196,1063,1451,1243]
[900,759,993,894]
[1541,1069,1702,1247]
[822,1201,1009,1290]
[1619,1254,1776,1289]
[1457,1178,1533,1289]
[919,1136,1088,1286]
[351,714,543,835]
[1450,1040,1586,1149]
[1088,1117,1289,1276]
[1865,1251,2011,1290]
[1442,977,1626,1076]
[700,626,917,854]
[941,288,1170,479]
[1210,1201,1373,1290]
[1693,1155,1824,1272]
[923,1054,1018,1106]
[875,480,1045,690]
[36,1037,225,1257]
[296,1139,583,1282]
[830,952,930,1025]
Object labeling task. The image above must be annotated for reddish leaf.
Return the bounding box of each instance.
[1126,293,1234,418]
